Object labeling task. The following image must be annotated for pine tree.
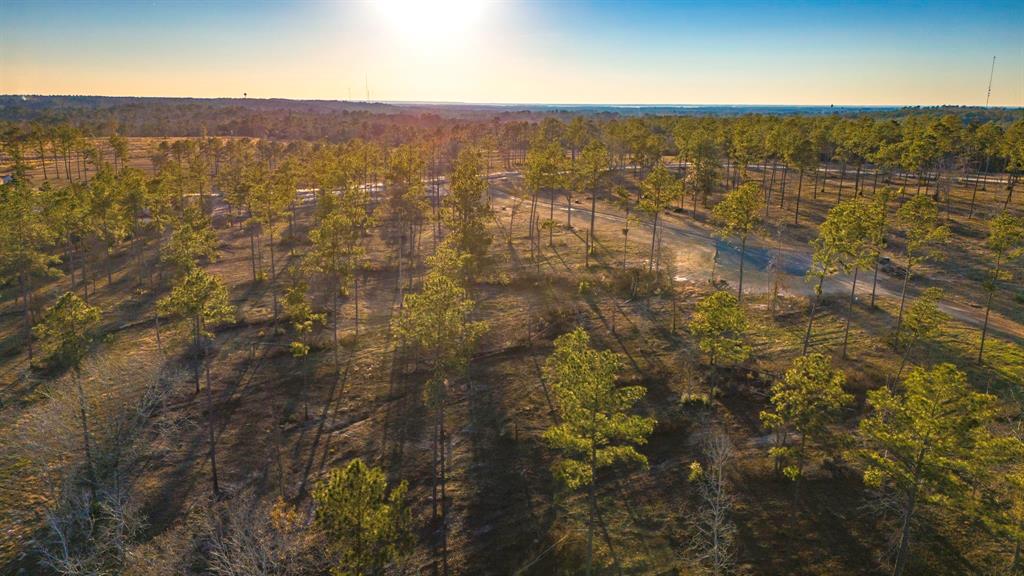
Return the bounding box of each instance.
[384,144,429,284]
[392,244,486,567]
[572,140,609,267]
[893,287,947,383]
[33,292,102,497]
[859,364,1001,576]
[250,158,299,324]
[313,458,412,576]
[803,198,873,354]
[0,175,60,362]
[443,148,492,268]
[158,267,235,495]
[712,182,762,302]
[978,212,1024,364]
[524,137,564,253]
[161,208,218,274]
[282,273,324,421]
[638,162,683,272]
[760,353,851,486]
[542,327,655,575]
[689,291,750,367]
[893,195,948,340]
[305,183,373,368]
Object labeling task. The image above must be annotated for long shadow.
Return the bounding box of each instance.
[731,470,885,575]
[459,352,558,575]
[137,418,206,539]
[294,354,350,501]
[590,300,644,376]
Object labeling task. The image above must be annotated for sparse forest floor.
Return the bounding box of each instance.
[1,133,1022,576]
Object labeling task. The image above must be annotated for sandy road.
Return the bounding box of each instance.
[487,182,1023,344]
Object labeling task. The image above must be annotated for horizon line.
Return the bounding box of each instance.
[5,94,1022,110]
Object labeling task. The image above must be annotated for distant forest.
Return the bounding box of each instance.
[0,95,1020,140]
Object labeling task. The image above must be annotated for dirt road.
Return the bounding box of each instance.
[488,182,1024,344]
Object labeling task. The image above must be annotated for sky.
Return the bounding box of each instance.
[1,0,1022,106]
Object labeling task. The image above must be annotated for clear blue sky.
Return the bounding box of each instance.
[2,0,1022,106]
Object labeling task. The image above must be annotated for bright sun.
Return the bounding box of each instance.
[373,0,485,47]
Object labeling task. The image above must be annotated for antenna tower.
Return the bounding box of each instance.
[985,56,996,107]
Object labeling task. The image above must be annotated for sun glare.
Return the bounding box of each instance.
[373,0,485,47]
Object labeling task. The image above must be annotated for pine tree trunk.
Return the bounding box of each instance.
[192,319,202,394]
[649,212,659,272]
[765,161,776,219]
[803,277,825,354]
[841,266,860,358]
[154,309,163,354]
[397,231,405,306]
[354,268,360,341]
[892,465,922,576]
[969,168,982,218]
[549,188,555,247]
[779,163,788,208]
[20,274,33,363]
[249,224,258,282]
[105,241,113,286]
[332,281,340,379]
[528,192,538,248]
[710,244,719,284]
[589,184,598,258]
[622,218,630,270]
[837,161,846,202]
[133,213,143,289]
[39,145,48,180]
[737,235,748,302]
[894,264,913,343]
[978,285,995,365]
[587,412,597,576]
[440,411,449,576]
[269,221,278,325]
[431,411,439,522]
[794,169,804,224]
[870,255,882,308]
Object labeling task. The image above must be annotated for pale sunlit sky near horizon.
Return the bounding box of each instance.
[1,0,1022,106]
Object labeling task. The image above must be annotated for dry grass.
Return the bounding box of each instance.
[1,146,1021,574]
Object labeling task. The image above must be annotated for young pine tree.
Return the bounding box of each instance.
[158,267,235,495]
[34,292,102,497]
[313,458,412,576]
[711,182,762,302]
[543,327,655,575]
[689,291,750,367]
[760,353,852,488]
[978,212,1024,364]
[443,148,492,269]
[893,287,948,384]
[893,195,948,340]
[638,162,683,272]
[803,198,872,354]
[859,364,1003,576]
